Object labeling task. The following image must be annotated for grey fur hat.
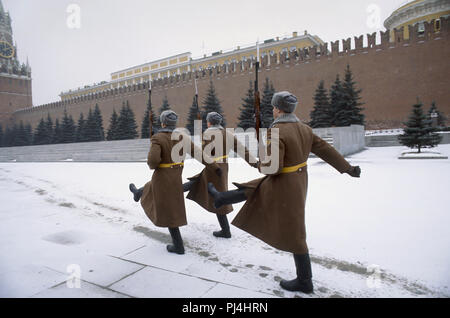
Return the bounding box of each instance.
[160,110,178,127]
[271,91,298,113]
[206,112,223,125]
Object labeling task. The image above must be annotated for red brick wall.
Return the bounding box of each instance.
[11,18,450,132]
[0,75,32,125]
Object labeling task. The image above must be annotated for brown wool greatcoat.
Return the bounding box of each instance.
[231,121,352,254]
[187,127,253,215]
[140,131,218,228]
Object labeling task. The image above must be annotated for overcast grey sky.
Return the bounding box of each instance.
[4,0,408,106]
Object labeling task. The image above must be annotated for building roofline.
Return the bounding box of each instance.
[111,52,191,76]
[190,34,321,64]
[61,33,324,97]
[392,0,425,14]
[384,0,449,29]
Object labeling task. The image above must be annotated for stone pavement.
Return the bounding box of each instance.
[0,181,279,298]
[27,243,279,298]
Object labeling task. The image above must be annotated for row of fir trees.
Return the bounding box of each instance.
[0,104,105,147]
[2,72,448,150]
[2,78,287,147]
[309,65,365,128]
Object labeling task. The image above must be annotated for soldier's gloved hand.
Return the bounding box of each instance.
[215,167,223,177]
[346,166,361,178]
[250,161,260,169]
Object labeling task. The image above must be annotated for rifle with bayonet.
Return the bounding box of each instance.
[148,81,153,137]
[251,41,262,169]
[194,78,201,121]
[254,41,261,143]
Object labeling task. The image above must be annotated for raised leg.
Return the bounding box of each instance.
[207,183,247,209]
[129,183,144,202]
[182,180,196,192]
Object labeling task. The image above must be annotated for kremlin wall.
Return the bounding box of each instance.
[0,0,448,133]
[12,17,450,131]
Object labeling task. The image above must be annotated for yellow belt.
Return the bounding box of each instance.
[213,155,228,162]
[158,162,184,168]
[281,162,307,173]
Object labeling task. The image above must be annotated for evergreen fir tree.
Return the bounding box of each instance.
[14,124,21,146]
[342,64,365,126]
[201,80,226,130]
[261,78,275,128]
[0,123,3,147]
[16,122,25,146]
[25,123,32,146]
[398,99,442,153]
[61,110,76,143]
[186,96,202,135]
[117,101,138,140]
[3,123,32,147]
[309,80,333,128]
[8,123,18,146]
[84,109,96,142]
[141,99,157,138]
[107,109,119,141]
[3,127,11,147]
[84,105,105,142]
[52,119,63,144]
[329,75,347,127]
[14,121,29,146]
[116,102,126,139]
[75,113,87,142]
[93,104,105,141]
[237,81,255,129]
[44,114,54,144]
[428,101,446,130]
[156,96,171,129]
[3,124,17,147]
[33,118,47,145]
[2,126,9,147]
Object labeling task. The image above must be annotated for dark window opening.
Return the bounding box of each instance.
[435,19,441,31]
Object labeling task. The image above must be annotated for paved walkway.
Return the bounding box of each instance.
[0,216,280,298]
[26,245,279,298]
[0,175,279,298]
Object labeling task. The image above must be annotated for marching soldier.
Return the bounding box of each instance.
[208,92,361,293]
[129,110,221,255]
[183,112,256,238]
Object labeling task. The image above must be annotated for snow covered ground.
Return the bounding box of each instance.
[0,144,449,298]
[365,129,403,136]
[399,149,448,159]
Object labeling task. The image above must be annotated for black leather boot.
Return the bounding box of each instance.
[167,227,185,255]
[280,254,314,294]
[129,183,143,202]
[182,180,196,192]
[213,214,231,238]
[207,183,247,209]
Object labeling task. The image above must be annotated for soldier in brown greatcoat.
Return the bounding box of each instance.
[208,92,361,293]
[182,112,255,238]
[129,110,221,255]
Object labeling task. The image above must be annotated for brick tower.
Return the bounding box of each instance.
[0,0,32,126]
